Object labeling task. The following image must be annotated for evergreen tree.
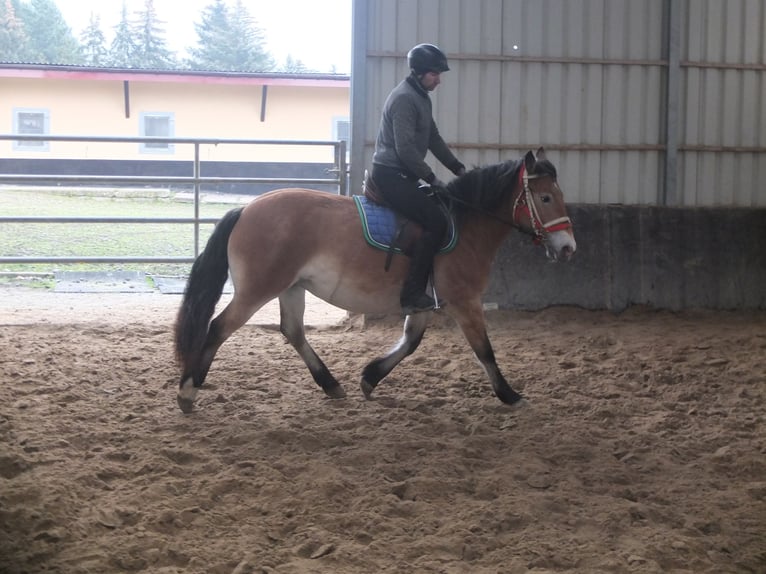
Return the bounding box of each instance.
[0,0,31,62]
[188,0,275,72]
[108,1,137,67]
[281,55,309,73]
[80,12,107,66]
[18,0,82,64]
[186,0,230,70]
[131,0,176,69]
[227,0,275,71]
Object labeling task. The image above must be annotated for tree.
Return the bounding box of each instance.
[229,0,274,71]
[281,55,309,73]
[17,0,82,64]
[0,0,31,62]
[186,0,231,70]
[108,1,137,67]
[131,0,176,69]
[188,0,275,72]
[80,12,107,66]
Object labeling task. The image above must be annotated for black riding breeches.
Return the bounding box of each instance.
[370,164,448,242]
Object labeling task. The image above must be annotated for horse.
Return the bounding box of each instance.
[174,147,576,413]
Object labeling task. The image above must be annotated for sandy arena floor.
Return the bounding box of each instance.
[0,287,764,573]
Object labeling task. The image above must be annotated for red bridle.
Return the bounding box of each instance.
[512,163,572,244]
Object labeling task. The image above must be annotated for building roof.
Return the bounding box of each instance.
[0,63,350,88]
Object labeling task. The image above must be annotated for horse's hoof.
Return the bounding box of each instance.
[177,395,195,414]
[360,380,375,400]
[325,385,347,400]
[510,397,529,409]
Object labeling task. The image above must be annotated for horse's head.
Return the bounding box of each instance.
[513,147,576,262]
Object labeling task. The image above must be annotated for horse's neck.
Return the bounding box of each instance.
[459,209,514,257]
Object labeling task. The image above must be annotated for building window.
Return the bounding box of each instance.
[333,117,350,156]
[140,112,174,153]
[13,108,50,151]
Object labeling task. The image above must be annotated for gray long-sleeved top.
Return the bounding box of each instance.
[372,74,461,182]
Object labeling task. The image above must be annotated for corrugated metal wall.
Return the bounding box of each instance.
[679,0,766,206]
[350,0,765,207]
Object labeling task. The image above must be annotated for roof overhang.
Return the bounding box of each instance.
[0,64,350,88]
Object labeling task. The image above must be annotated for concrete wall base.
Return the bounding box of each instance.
[484,205,766,311]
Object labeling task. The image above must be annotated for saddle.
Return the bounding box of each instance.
[355,171,457,271]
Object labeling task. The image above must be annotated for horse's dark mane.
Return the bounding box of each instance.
[444,156,557,223]
[446,159,521,219]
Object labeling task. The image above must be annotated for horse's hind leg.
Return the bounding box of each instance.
[360,312,430,399]
[177,296,262,413]
[279,285,346,399]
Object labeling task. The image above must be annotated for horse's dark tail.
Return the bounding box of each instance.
[174,207,243,372]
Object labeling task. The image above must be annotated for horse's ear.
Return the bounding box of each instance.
[524,150,536,173]
[536,147,547,161]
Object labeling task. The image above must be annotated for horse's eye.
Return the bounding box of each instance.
[541,195,552,204]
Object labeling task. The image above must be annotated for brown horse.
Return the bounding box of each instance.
[174,148,575,413]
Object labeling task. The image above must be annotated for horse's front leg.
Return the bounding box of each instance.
[448,300,526,406]
[360,312,430,398]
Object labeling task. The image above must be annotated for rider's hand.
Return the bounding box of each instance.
[430,177,447,190]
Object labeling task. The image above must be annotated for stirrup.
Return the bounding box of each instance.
[431,282,445,311]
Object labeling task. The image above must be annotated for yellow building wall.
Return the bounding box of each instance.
[1,77,349,163]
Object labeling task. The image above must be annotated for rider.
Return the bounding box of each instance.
[371,43,466,315]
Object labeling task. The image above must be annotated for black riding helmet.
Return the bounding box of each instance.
[407,43,450,75]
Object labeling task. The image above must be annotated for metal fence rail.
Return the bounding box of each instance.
[0,134,347,266]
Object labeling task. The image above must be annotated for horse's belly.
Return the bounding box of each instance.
[300,255,403,315]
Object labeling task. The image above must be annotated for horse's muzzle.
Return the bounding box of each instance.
[545,234,576,262]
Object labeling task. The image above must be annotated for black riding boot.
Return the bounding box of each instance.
[400,233,439,315]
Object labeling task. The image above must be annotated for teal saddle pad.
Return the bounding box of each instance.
[353,195,457,254]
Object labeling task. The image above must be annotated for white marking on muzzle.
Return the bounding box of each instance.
[545,230,577,261]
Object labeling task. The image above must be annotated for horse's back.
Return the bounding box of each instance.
[229,187,359,270]
[248,187,353,209]
[235,188,356,238]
